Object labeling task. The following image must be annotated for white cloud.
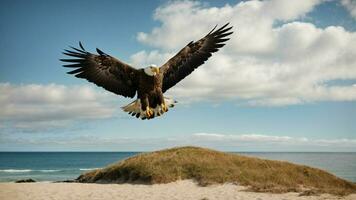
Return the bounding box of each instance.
[193,133,226,138]
[130,50,173,68]
[190,132,356,151]
[131,0,356,106]
[341,0,356,19]
[192,133,307,143]
[0,83,117,132]
[262,0,322,20]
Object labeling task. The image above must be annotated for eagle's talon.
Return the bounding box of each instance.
[161,103,168,112]
[145,106,154,118]
[145,110,151,118]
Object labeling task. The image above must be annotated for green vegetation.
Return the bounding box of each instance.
[77,146,356,195]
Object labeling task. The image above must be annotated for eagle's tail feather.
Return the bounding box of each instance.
[121,97,177,120]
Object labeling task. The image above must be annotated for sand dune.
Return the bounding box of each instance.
[78,146,356,195]
[1,180,355,200]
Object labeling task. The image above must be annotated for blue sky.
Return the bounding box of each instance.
[1,0,356,151]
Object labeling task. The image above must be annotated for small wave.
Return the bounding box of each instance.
[38,170,61,173]
[0,169,61,173]
[79,168,100,171]
[0,169,32,173]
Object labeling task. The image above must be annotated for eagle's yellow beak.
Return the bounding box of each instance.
[152,67,160,74]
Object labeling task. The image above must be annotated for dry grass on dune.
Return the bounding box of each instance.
[77,146,356,195]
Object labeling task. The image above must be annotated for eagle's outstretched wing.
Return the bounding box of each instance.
[61,42,139,98]
[160,23,233,93]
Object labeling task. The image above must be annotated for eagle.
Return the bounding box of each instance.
[61,23,233,120]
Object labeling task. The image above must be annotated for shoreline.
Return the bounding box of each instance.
[1,180,355,200]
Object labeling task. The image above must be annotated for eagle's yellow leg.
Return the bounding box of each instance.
[161,103,168,112]
[146,106,153,118]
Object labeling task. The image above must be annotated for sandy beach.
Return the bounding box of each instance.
[0,180,355,200]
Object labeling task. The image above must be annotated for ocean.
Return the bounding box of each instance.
[0,152,355,183]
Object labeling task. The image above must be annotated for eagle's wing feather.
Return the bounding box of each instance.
[61,42,138,98]
[160,23,233,93]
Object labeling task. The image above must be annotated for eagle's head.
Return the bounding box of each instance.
[144,64,160,76]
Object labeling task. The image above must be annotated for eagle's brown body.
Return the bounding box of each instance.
[137,70,164,110]
[61,23,233,119]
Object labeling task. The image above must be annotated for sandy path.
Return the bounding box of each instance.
[0,180,355,200]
